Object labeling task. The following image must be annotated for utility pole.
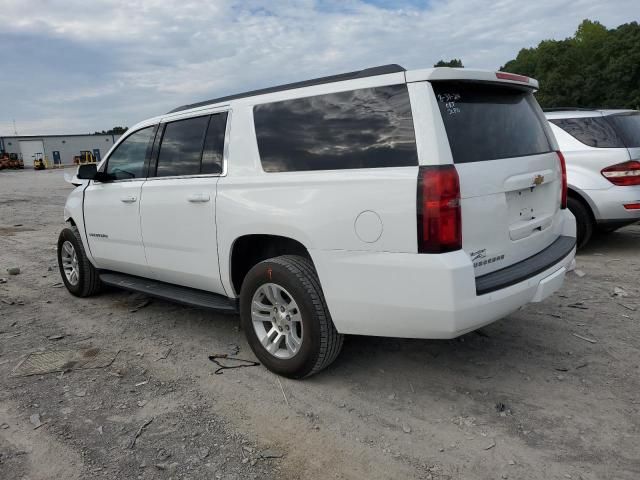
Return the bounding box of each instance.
[12,119,18,136]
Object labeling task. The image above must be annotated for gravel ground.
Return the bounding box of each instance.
[1,168,639,480]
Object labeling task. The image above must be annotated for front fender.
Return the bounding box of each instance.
[63,184,96,265]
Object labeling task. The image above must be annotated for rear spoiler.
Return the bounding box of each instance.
[405,67,538,90]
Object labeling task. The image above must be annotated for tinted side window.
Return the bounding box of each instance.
[549,117,624,148]
[201,112,228,174]
[156,116,209,177]
[254,85,418,172]
[432,82,552,164]
[606,113,640,148]
[106,126,154,180]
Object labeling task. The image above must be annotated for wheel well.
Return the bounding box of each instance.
[567,189,595,222]
[67,217,77,227]
[230,235,311,295]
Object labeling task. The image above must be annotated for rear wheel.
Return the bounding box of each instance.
[567,196,593,249]
[57,226,102,297]
[239,255,343,378]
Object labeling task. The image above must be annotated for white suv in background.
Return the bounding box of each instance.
[546,109,640,247]
[58,65,576,378]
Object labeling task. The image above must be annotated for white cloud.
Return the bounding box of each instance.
[1,0,637,134]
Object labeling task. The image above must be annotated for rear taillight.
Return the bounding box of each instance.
[601,160,640,186]
[624,203,640,210]
[557,151,568,209]
[417,165,462,253]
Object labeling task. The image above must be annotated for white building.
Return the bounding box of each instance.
[0,133,122,167]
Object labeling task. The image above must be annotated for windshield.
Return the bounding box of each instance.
[607,113,640,148]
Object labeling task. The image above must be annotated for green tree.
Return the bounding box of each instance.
[434,59,464,68]
[501,20,640,109]
[94,127,128,135]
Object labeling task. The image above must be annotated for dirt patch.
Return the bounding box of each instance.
[11,348,119,377]
[0,225,36,236]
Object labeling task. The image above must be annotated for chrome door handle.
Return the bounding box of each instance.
[120,196,137,203]
[187,193,210,203]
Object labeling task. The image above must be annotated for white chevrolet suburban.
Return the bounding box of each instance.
[58,65,576,378]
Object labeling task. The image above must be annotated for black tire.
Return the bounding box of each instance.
[596,225,619,234]
[57,226,102,297]
[567,196,593,249]
[239,255,344,379]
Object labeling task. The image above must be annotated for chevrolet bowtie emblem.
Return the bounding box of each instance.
[533,174,544,186]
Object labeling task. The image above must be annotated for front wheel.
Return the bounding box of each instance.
[239,255,344,379]
[57,226,102,297]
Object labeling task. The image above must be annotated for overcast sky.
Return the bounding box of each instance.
[1,0,636,135]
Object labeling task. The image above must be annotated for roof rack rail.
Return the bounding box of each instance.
[543,107,597,112]
[167,64,406,114]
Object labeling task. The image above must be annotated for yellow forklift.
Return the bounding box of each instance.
[33,153,47,170]
[73,151,97,165]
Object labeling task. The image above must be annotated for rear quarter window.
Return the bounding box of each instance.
[548,117,624,148]
[253,85,418,172]
[432,82,552,164]
[606,113,640,148]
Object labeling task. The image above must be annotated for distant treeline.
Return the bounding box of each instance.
[501,20,640,109]
[94,126,128,135]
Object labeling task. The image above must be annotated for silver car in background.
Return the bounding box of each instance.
[546,109,640,247]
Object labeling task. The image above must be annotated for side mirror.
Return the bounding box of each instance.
[93,171,115,182]
[76,163,97,180]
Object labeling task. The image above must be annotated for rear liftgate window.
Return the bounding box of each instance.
[253,85,418,172]
[432,82,552,164]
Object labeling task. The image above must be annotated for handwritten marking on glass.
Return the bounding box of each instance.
[437,93,462,115]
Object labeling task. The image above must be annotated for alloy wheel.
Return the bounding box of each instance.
[61,240,79,286]
[251,283,304,359]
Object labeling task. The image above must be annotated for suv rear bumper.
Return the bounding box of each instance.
[475,236,576,295]
[311,215,576,339]
[585,185,640,222]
